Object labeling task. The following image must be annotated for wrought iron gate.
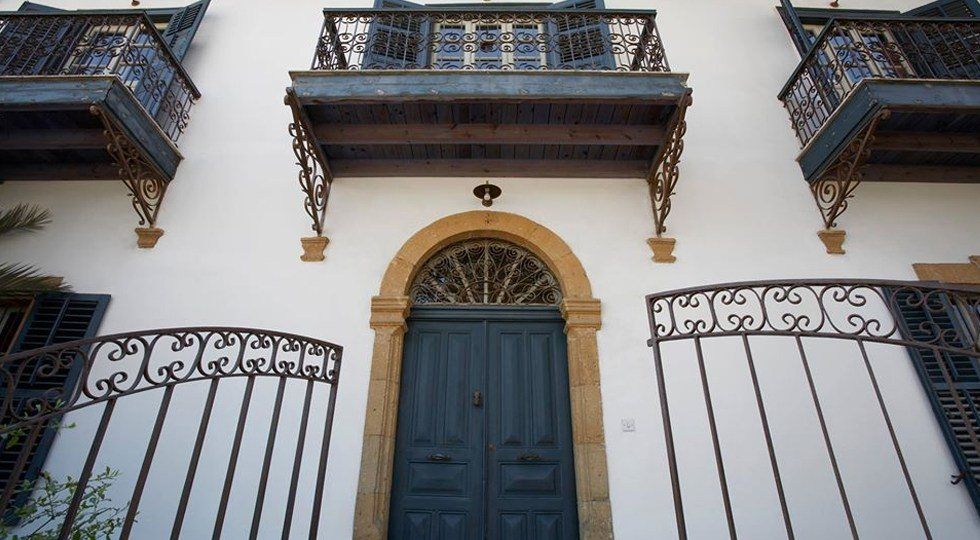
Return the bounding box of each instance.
[646,280,980,539]
[0,327,342,539]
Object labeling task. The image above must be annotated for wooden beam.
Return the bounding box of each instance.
[0,129,107,150]
[864,164,980,183]
[316,124,666,146]
[0,163,120,181]
[330,159,650,178]
[873,132,980,153]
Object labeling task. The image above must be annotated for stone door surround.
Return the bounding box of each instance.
[353,211,613,539]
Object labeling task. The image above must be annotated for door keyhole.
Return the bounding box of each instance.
[472,389,483,407]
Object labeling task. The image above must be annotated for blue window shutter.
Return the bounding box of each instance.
[778,0,814,57]
[16,2,64,12]
[363,0,430,69]
[162,0,211,61]
[890,288,980,513]
[548,0,615,70]
[0,293,109,513]
[906,0,980,17]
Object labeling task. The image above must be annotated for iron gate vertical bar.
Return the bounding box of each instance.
[855,339,932,539]
[741,334,795,539]
[249,376,288,540]
[648,330,687,538]
[794,337,857,539]
[57,398,117,540]
[171,378,221,540]
[212,375,257,540]
[693,336,737,539]
[281,379,315,540]
[120,384,175,539]
[309,359,342,540]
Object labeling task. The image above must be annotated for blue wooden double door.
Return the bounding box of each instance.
[390,308,579,539]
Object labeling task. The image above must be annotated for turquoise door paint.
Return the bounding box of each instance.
[389,308,579,540]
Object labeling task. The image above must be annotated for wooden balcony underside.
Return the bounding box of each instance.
[290,70,690,178]
[799,79,980,184]
[0,76,180,182]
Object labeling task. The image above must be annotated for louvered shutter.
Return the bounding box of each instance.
[0,3,78,75]
[0,293,109,512]
[779,0,814,57]
[891,288,980,511]
[906,0,980,17]
[903,0,980,78]
[162,0,210,61]
[362,0,430,69]
[548,0,615,70]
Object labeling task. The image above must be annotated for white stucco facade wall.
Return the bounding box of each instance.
[1,0,979,538]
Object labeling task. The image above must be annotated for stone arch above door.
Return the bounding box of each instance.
[354,211,612,539]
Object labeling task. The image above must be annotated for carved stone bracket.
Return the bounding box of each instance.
[90,105,168,248]
[810,110,890,254]
[646,93,692,263]
[286,91,333,262]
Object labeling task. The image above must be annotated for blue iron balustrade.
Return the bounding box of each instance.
[0,11,200,142]
[779,16,980,146]
[311,8,670,72]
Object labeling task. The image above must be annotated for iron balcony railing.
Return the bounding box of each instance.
[0,327,342,538]
[311,8,670,72]
[778,17,980,146]
[0,11,200,142]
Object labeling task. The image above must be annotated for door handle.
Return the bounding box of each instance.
[427,453,451,462]
[517,452,541,462]
[472,389,483,407]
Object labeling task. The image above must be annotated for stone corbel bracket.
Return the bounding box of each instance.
[90,105,169,248]
[285,89,333,262]
[646,92,692,263]
[810,110,890,255]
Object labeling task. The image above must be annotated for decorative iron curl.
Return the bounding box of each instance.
[647,94,691,237]
[0,327,343,435]
[90,105,168,229]
[311,9,670,72]
[810,110,888,230]
[409,238,563,306]
[286,93,331,237]
[646,279,980,354]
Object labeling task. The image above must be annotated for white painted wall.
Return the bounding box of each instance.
[1,0,979,538]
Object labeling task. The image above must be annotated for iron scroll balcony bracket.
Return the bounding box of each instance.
[285,90,333,263]
[646,92,692,264]
[90,105,170,249]
[810,109,890,255]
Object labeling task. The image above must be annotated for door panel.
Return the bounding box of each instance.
[390,314,578,539]
[390,322,486,539]
[487,322,578,540]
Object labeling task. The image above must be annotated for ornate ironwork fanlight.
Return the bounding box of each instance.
[409,239,562,306]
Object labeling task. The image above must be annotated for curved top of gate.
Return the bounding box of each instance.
[409,238,563,306]
[0,327,342,433]
[646,279,980,355]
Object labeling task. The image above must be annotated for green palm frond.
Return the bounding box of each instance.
[0,263,69,298]
[0,204,52,238]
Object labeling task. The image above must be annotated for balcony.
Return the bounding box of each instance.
[778,16,980,252]
[0,11,200,246]
[286,6,692,261]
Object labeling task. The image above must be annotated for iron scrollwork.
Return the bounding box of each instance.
[312,9,670,72]
[0,12,199,142]
[409,239,563,306]
[647,94,691,237]
[810,110,888,231]
[286,93,331,238]
[0,327,343,432]
[91,105,168,234]
[779,18,980,146]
